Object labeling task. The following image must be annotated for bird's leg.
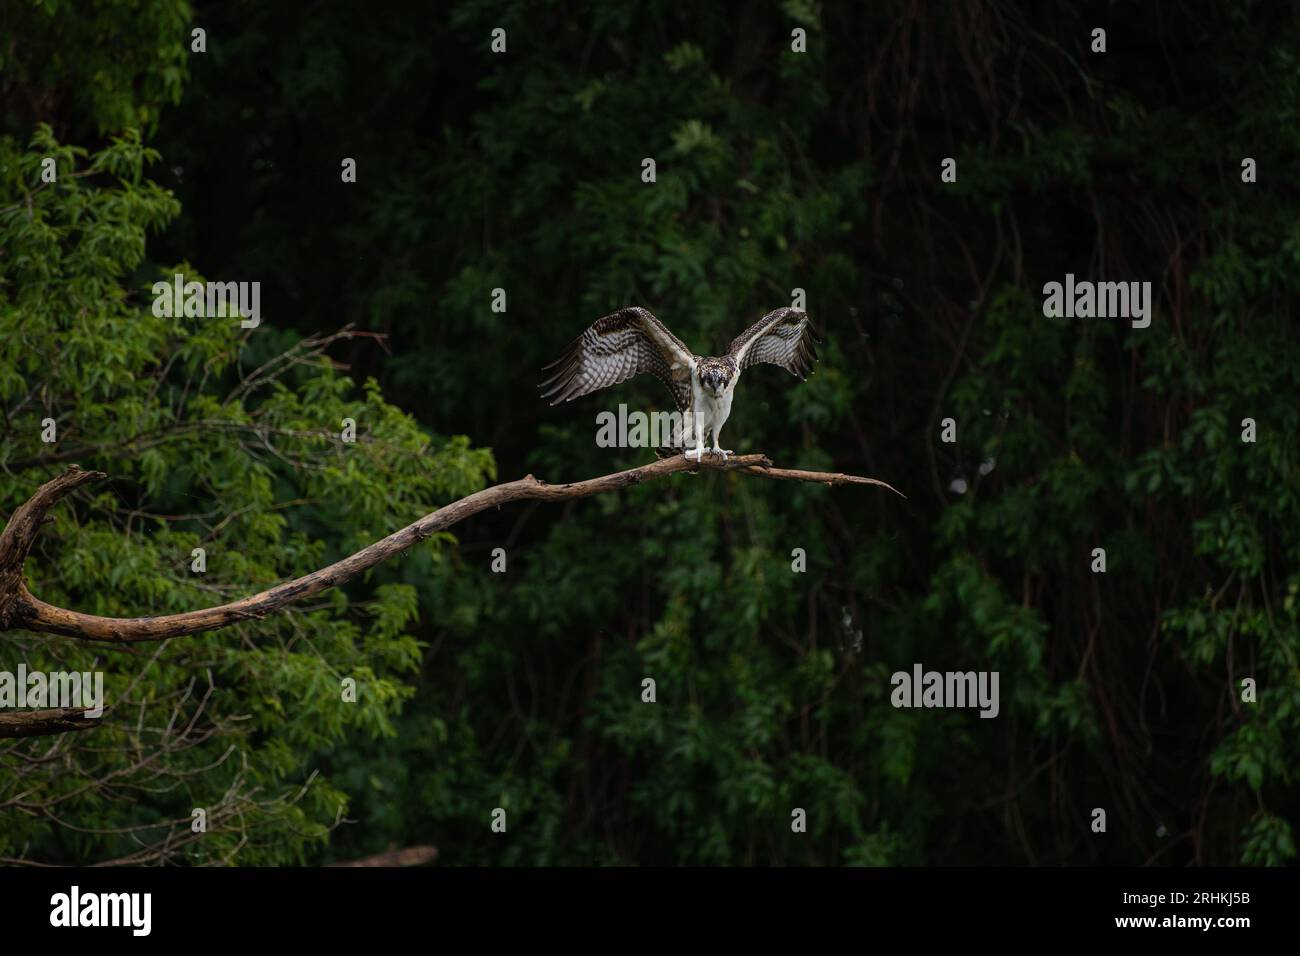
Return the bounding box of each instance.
[708,388,734,459]
[709,424,732,460]
[683,409,705,461]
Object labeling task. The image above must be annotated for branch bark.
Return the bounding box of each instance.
[0,706,100,739]
[0,455,903,648]
[327,845,439,867]
[0,464,107,630]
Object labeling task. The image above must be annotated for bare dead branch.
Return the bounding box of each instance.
[1,455,903,648]
[328,845,439,867]
[0,707,100,739]
[0,464,107,629]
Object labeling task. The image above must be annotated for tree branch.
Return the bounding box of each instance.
[1,455,904,647]
[327,845,439,867]
[0,707,100,739]
[0,464,107,629]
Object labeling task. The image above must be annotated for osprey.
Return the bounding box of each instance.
[540,306,818,460]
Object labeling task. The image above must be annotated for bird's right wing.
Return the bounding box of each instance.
[540,307,696,413]
[725,307,819,379]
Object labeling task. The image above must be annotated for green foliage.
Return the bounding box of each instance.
[0,1,191,135]
[3,0,1298,866]
[0,112,492,864]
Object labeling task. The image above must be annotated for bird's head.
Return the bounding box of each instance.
[699,362,733,396]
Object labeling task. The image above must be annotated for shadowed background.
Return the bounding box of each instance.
[1,0,1297,865]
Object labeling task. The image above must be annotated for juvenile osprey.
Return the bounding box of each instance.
[540,307,818,460]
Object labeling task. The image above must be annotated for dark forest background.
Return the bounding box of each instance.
[2,0,1298,865]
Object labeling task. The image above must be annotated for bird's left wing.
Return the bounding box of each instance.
[725,307,819,378]
[540,307,696,412]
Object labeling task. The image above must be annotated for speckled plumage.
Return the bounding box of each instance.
[540,306,819,458]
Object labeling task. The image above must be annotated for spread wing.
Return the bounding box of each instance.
[540,307,696,413]
[725,307,819,379]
